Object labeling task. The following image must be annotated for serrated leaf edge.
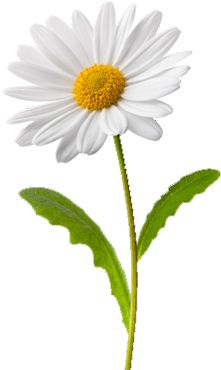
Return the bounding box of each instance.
[138,169,220,260]
[20,188,131,330]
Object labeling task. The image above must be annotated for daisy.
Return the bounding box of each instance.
[4,2,191,163]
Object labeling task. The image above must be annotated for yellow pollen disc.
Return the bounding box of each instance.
[73,64,126,111]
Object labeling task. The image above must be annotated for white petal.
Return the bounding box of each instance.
[157,65,190,79]
[88,128,107,155]
[113,4,136,61]
[76,112,95,152]
[122,28,181,77]
[93,2,116,64]
[16,119,46,146]
[56,129,80,163]
[82,112,107,155]
[128,51,192,83]
[101,105,128,135]
[122,76,180,101]
[17,45,53,68]
[118,99,173,118]
[114,10,162,66]
[72,10,94,64]
[46,16,91,68]
[33,108,88,145]
[7,99,74,124]
[8,62,73,88]
[9,104,77,133]
[128,66,190,87]
[31,24,81,76]
[77,112,105,153]
[4,87,72,101]
[124,110,163,140]
[127,66,190,87]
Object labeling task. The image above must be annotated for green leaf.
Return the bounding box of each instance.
[20,188,131,330]
[138,169,220,260]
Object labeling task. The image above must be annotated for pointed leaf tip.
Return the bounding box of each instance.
[138,169,220,260]
[19,187,131,330]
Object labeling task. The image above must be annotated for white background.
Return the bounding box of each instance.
[0,0,221,369]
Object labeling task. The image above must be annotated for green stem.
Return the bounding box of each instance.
[113,135,138,370]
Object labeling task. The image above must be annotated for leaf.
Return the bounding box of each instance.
[138,169,220,260]
[20,187,131,330]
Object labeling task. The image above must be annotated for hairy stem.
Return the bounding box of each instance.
[113,135,138,370]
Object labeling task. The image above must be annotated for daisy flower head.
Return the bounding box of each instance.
[4,2,191,163]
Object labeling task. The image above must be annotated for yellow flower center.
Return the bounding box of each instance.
[73,64,126,111]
